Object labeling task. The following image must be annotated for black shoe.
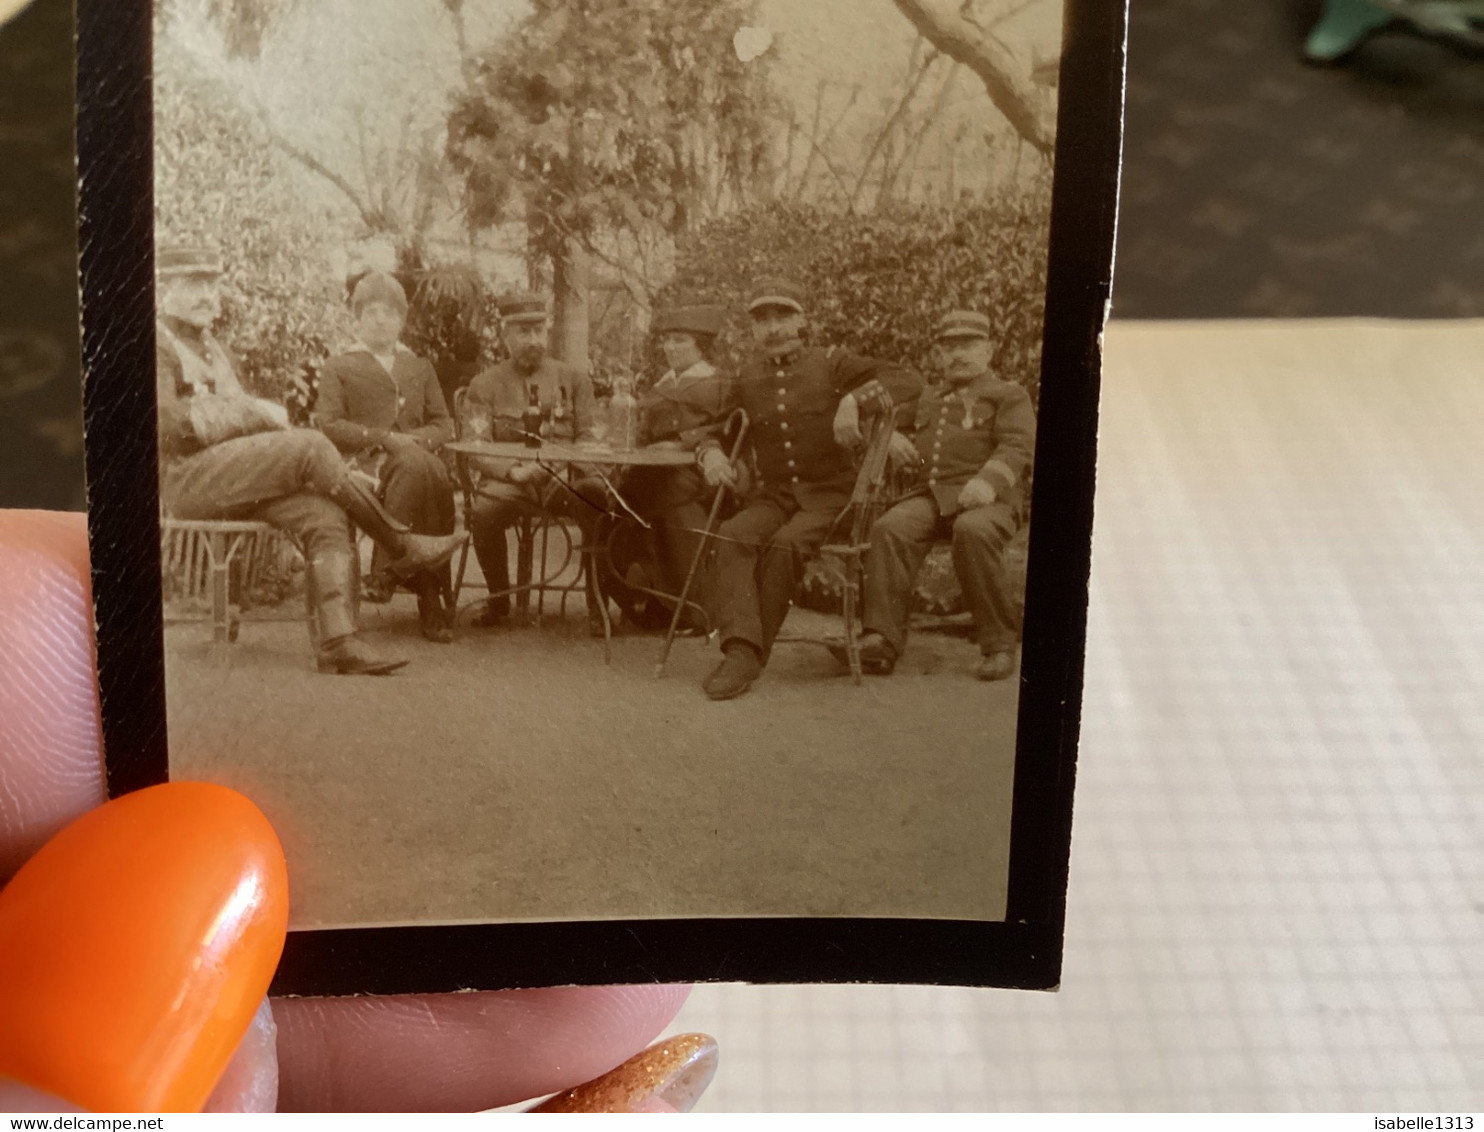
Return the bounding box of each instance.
[317,634,407,675]
[414,577,454,643]
[704,644,763,701]
[975,650,1016,681]
[858,632,897,675]
[472,599,509,629]
[418,600,454,643]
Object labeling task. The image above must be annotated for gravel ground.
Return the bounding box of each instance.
[166,594,1017,930]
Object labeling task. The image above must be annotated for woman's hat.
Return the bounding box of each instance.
[350,271,409,316]
[655,304,724,338]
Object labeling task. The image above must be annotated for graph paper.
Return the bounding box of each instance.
[663,320,1484,1112]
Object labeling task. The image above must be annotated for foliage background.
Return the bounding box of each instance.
[654,192,1051,393]
[153,35,348,404]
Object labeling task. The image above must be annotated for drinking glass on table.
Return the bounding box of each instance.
[466,407,491,442]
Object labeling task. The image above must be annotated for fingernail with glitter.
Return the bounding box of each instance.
[531,1033,719,1113]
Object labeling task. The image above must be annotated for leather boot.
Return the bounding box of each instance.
[471,525,511,623]
[307,548,408,675]
[327,477,466,579]
[413,570,454,643]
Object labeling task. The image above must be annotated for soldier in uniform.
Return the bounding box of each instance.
[852,310,1036,681]
[459,292,606,629]
[694,278,922,700]
[315,271,458,642]
[154,245,465,674]
[606,303,732,632]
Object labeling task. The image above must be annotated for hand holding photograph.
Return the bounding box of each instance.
[78,0,1125,993]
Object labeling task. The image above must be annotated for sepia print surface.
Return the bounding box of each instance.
[150,0,1066,931]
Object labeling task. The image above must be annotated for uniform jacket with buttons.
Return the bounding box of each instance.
[701,345,922,512]
[458,357,596,483]
[908,372,1036,515]
[315,345,452,455]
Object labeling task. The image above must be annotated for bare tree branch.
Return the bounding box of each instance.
[785,81,861,204]
[801,133,856,207]
[851,39,940,210]
[891,0,1054,156]
[989,0,1042,29]
[443,0,479,84]
[784,82,830,199]
[878,61,958,206]
[256,116,388,232]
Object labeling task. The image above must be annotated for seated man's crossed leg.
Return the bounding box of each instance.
[164,429,465,674]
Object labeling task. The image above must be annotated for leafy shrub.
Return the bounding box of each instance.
[655,193,1050,400]
[154,38,347,401]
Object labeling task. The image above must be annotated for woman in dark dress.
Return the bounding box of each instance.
[315,272,458,641]
[608,304,734,632]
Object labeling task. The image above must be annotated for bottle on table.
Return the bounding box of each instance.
[522,383,543,448]
[609,376,638,452]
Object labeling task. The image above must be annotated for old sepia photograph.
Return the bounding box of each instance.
[81,0,1115,982]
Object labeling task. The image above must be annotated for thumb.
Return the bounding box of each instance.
[0,783,288,1112]
[0,1081,81,1111]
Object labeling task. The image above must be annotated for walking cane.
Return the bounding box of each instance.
[654,408,749,678]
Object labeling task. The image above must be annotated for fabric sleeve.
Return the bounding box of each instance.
[974,384,1037,495]
[407,360,453,448]
[314,359,380,453]
[691,374,742,460]
[187,396,279,447]
[676,373,733,450]
[831,351,923,428]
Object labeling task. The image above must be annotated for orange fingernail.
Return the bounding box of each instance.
[0,782,288,1112]
[533,1033,719,1113]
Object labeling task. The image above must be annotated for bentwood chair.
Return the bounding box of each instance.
[160,516,281,644]
[818,393,901,683]
[760,394,899,684]
[448,388,584,625]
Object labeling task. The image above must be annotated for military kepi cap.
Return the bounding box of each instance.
[497,290,549,323]
[157,245,224,279]
[746,277,805,315]
[935,310,993,341]
[655,304,724,338]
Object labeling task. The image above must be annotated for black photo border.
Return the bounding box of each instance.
[79,0,1124,994]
